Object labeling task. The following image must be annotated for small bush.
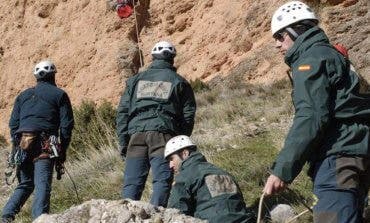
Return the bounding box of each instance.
[69,100,117,158]
[0,134,7,147]
[190,78,210,92]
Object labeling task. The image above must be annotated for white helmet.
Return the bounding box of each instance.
[164,135,195,159]
[271,1,318,37]
[33,60,57,79]
[151,41,176,57]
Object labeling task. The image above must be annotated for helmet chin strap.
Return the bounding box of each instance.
[285,20,318,41]
[286,27,299,40]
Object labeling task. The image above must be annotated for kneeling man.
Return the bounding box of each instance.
[165,135,255,223]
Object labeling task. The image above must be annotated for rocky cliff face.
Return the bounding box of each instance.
[0,0,368,136]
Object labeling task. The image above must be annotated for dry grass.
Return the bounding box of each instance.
[0,77,316,222]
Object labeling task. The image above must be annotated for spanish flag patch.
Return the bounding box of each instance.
[298,65,311,71]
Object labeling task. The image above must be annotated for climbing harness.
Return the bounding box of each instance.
[33,133,61,162]
[49,135,60,159]
[39,134,81,203]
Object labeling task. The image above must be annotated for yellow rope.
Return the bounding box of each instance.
[257,192,265,223]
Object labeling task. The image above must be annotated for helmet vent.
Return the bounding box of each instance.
[33,60,56,79]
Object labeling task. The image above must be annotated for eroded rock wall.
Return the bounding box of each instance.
[0,0,368,137]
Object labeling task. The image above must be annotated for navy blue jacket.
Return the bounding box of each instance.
[9,80,74,150]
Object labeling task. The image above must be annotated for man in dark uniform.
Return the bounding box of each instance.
[165,135,256,223]
[116,41,196,207]
[263,1,370,222]
[1,60,74,222]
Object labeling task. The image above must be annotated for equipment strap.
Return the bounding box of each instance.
[5,165,17,186]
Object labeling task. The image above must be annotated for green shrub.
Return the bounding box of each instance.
[0,134,7,147]
[190,78,210,92]
[69,100,117,158]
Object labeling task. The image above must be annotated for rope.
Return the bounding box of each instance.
[256,188,314,223]
[132,0,143,67]
[65,167,82,204]
[286,209,310,223]
[285,187,313,213]
[257,192,265,223]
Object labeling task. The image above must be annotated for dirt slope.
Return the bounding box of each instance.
[0,0,368,137]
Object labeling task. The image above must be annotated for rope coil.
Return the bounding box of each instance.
[256,189,314,223]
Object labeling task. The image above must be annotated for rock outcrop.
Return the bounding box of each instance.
[0,0,368,139]
[34,199,207,223]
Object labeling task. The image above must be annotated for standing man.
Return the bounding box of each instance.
[165,135,256,223]
[2,60,74,222]
[116,41,196,207]
[263,1,370,223]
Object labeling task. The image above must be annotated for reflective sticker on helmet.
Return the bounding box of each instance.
[205,175,238,198]
[298,65,311,71]
[137,80,172,99]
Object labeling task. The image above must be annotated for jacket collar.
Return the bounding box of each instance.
[180,151,207,171]
[148,59,177,71]
[36,78,56,86]
[284,26,330,66]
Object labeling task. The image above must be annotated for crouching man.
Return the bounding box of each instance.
[165,135,256,223]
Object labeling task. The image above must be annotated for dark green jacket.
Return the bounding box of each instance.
[168,151,255,223]
[272,27,370,183]
[116,60,196,147]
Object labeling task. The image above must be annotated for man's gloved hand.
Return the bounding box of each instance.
[55,161,65,180]
[59,149,67,164]
[120,145,128,161]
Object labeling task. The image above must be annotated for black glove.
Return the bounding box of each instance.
[58,148,67,164]
[55,161,65,180]
[120,145,128,161]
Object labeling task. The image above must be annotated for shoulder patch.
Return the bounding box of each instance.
[205,175,237,197]
[298,65,311,71]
